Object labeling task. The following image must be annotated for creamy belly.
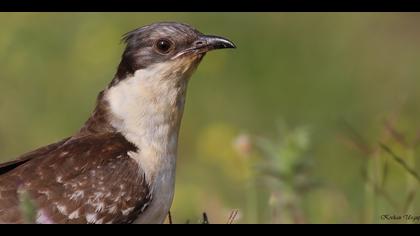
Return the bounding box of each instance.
[133,162,176,224]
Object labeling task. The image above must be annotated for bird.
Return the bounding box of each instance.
[0,22,236,224]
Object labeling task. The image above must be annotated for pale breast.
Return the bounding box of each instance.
[131,150,177,224]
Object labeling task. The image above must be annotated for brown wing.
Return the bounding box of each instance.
[0,138,71,175]
[0,133,152,224]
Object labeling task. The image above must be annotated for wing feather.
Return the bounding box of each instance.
[0,133,151,224]
[0,137,71,175]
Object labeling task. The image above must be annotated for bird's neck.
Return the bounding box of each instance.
[105,67,189,156]
[79,60,195,174]
[77,58,199,184]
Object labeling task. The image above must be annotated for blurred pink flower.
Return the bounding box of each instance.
[233,133,253,157]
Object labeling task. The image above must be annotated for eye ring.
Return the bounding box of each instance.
[155,39,174,54]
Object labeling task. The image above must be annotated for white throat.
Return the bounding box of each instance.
[106,59,196,179]
[105,57,199,223]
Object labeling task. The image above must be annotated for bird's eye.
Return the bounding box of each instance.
[155,39,173,54]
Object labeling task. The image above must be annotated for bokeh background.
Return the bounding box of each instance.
[1,13,420,224]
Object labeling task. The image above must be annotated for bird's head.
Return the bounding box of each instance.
[111,22,236,85]
[91,22,236,144]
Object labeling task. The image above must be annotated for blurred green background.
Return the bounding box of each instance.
[1,13,420,224]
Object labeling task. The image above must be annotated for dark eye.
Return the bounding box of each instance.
[155,39,173,54]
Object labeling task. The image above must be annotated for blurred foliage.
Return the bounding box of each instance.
[255,123,318,223]
[1,13,420,223]
[18,188,37,224]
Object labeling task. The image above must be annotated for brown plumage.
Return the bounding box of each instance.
[0,133,151,224]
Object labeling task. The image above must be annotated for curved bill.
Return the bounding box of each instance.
[195,35,236,51]
[172,34,236,59]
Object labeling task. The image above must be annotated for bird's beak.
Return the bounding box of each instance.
[172,35,236,59]
[193,35,236,52]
